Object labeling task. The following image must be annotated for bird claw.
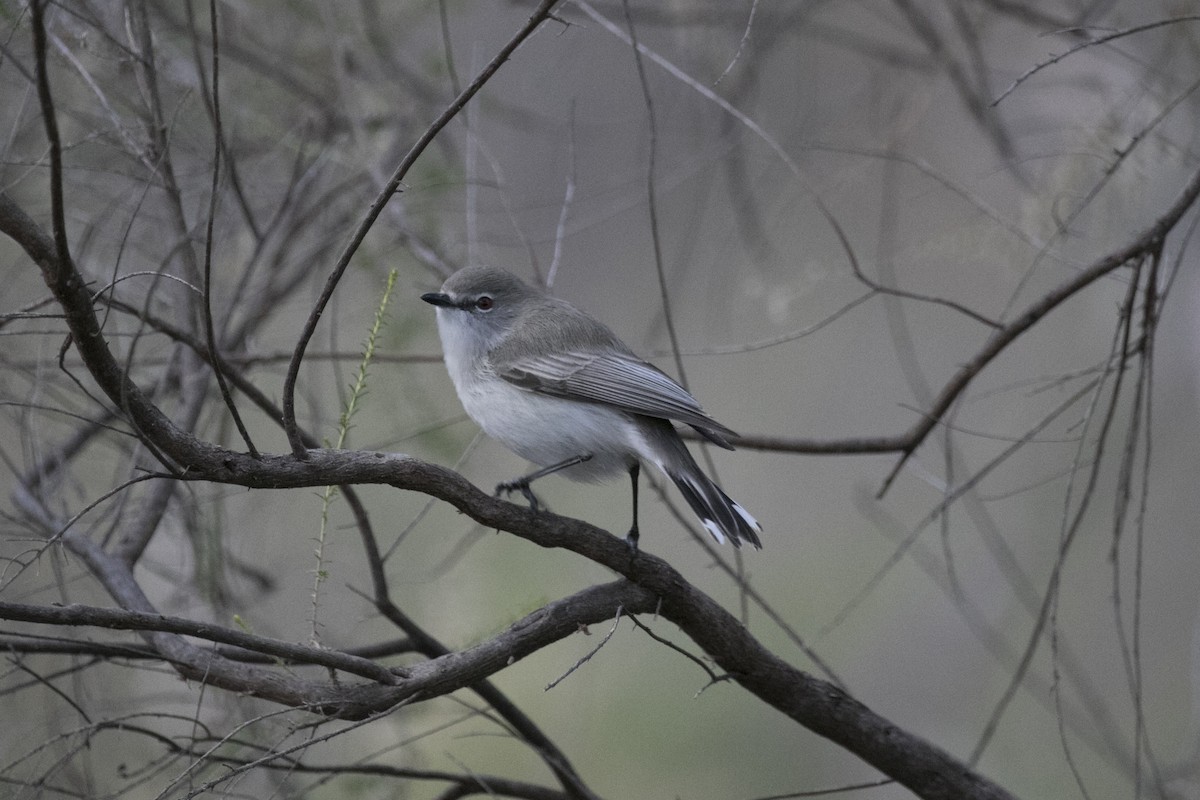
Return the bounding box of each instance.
[495,478,542,512]
[495,454,594,514]
[624,528,640,554]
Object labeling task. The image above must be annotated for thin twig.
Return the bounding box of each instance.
[713,0,758,86]
[546,101,577,290]
[281,0,564,457]
[192,0,259,458]
[992,16,1200,106]
[627,614,721,687]
[544,607,623,691]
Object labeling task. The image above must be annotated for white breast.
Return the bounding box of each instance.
[435,308,644,481]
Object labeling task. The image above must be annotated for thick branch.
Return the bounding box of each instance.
[21,443,1014,799]
[1,570,653,719]
[0,191,227,471]
[3,422,1013,798]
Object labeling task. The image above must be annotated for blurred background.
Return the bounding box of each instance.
[2,1,1199,798]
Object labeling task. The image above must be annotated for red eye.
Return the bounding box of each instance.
[475,296,494,310]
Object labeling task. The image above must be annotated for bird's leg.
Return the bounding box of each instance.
[625,462,640,553]
[496,453,593,512]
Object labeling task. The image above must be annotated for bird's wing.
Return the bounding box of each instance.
[495,350,737,449]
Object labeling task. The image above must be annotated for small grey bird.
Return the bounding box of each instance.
[421,266,762,549]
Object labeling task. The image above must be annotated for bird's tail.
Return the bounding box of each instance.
[644,420,763,548]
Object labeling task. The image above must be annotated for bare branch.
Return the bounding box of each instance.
[0,601,399,684]
[280,0,565,457]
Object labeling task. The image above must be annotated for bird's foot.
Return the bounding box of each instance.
[624,527,640,554]
[494,454,594,513]
[495,477,543,512]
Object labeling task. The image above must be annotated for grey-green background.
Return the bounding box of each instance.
[2,2,1198,799]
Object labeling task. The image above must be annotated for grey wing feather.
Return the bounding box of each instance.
[497,351,737,449]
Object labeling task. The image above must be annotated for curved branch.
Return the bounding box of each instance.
[4,409,1013,799]
[873,156,1200,495]
[0,601,398,683]
[75,295,594,799]
[41,442,1018,798]
[279,0,564,457]
[687,161,1200,492]
[15,9,1200,796]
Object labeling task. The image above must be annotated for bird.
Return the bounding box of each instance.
[421,266,762,549]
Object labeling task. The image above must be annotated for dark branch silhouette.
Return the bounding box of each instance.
[2,4,1197,800]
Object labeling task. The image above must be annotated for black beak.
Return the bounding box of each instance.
[421,291,454,308]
